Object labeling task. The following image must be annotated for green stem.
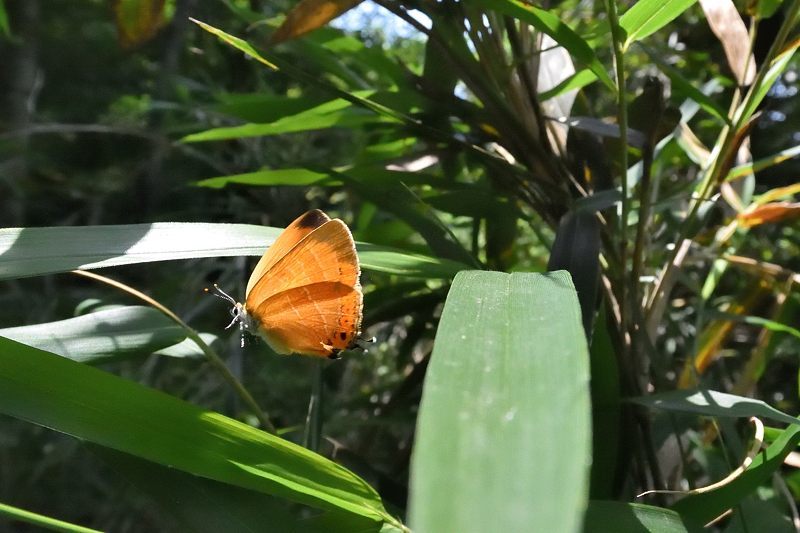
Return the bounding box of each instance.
[605,0,631,354]
[303,359,324,452]
[72,269,276,434]
[0,501,101,533]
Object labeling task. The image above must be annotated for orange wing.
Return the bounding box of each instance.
[245,209,330,295]
[245,218,360,309]
[251,281,363,358]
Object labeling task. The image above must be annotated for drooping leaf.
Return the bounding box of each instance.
[0,336,400,527]
[629,389,800,426]
[699,0,756,85]
[737,202,800,228]
[409,271,591,533]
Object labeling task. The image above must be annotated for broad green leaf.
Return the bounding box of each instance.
[584,501,701,532]
[672,425,800,525]
[0,224,466,281]
[0,501,100,533]
[473,0,615,90]
[0,336,398,527]
[214,93,325,123]
[0,306,187,363]
[153,333,219,358]
[629,389,800,426]
[619,0,698,49]
[409,271,591,533]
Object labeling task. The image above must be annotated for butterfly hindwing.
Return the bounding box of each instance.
[251,281,363,358]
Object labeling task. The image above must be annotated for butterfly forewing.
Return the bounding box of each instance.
[252,281,363,357]
[245,209,330,295]
[245,219,360,309]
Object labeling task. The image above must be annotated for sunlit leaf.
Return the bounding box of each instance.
[409,271,591,532]
[699,0,756,85]
[620,0,698,49]
[0,336,400,527]
[190,18,278,70]
[0,224,466,281]
[737,202,800,228]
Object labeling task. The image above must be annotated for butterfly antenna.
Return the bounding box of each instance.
[204,283,237,304]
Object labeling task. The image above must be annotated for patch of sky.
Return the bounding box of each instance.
[331,1,429,42]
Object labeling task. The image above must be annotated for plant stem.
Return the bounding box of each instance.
[71,269,276,434]
[604,0,630,337]
[303,359,324,452]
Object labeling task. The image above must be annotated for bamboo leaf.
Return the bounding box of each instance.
[0,224,467,281]
[630,389,800,426]
[584,501,701,532]
[0,336,398,527]
[619,0,698,49]
[409,271,591,533]
[0,306,189,364]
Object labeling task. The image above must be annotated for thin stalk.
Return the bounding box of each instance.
[604,0,630,336]
[71,269,276,434]
[0,501,101,533]
[303,359,324,452]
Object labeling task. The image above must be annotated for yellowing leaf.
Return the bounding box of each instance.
[113,0,167,49]
[271,0,364,44]
[737,202,800,228]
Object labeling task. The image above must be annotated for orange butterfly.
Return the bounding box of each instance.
[208,210,364,359]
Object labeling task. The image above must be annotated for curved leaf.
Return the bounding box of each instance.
[0,336,398,527]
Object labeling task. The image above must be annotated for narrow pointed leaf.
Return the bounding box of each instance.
[620,0,698,48]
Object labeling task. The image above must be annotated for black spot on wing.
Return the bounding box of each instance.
[298,209,329,228]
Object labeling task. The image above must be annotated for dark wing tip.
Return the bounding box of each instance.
[297,209,330,229]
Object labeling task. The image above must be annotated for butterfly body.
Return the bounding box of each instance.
[212,210,363,359]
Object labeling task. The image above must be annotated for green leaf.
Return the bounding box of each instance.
[92,445,377,533]
[735,41,800,128]
[190,18,278,70]
[0,224,464,281]
[0,306,187,364]
[539,68,599,102]
[629,389,800,426]
[672,425,800,525]
[183,97,397,142]
[584,501,701,532]
[473,0,615,90]
[726,144,800,181]
[409,271,591,533]
[0,336,398,527]
[0,0,9,37]
[619,0,698,49]
[196,168,341,189]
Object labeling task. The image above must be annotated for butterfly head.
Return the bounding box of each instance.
[205,284,253,347]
